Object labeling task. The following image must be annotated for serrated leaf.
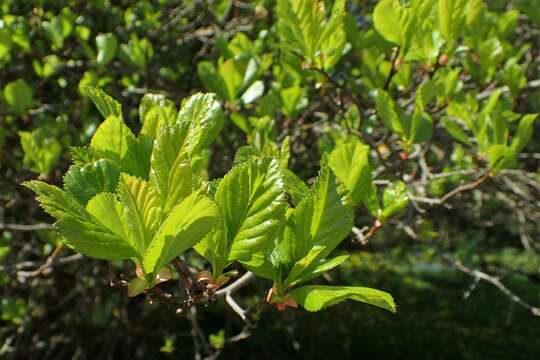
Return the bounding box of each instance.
[63,159,121,204]
[289,285,396,313]
[139,93,177,138]
[86,192,131,249]
[150,123,192,212]
[194,215,230,278]
[117,174,161,255]
[277,0,346,70]
[23,181,137,259]
[291,254,350,286]
[382,181,409,220]
[143,192,219,276]
[217,158,287,260]
[283,246,325,287]
[329,139,372,206]
[282,168,353,265]
[86,86,122,119]
[90,115,135,158]
[121,135,153,180]
[282,168,310,204]
[178,93,224,156]
[375,89,405,137]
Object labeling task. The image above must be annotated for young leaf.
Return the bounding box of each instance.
[143,192,219,276]
[178,93,224,156]
[282,168,310,204]
[375,89,405,137]
[90,115,135,158]
[329,139,372,206]
[23,181,137,259]
[150,123,192,212]
[216,158,287,260]
[122,135,153,180]
[139,93,177,137]
[86,193,131,249]
[282,168,353,265]
[290,255,350,286]
[289,285,396,313]
[63,159,121,204]
[85,86,122,119]
[117,174,161,255]
[382,181,409,220]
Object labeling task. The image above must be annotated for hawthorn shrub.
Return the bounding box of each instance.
[1,0,539,358]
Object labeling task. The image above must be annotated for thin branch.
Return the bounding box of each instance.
[383,46,401,90]
[225,293,248,321]
[0,223,54,231]
[215,271,254,297]
[444,256,540,317]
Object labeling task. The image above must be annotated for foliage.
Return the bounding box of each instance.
[1,0,539,358]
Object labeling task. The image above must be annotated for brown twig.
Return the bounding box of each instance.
[383,46,401,90]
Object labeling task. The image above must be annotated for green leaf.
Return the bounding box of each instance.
[194,216,230,278]
[382,181,409,220]
[23,181,137,259]
[284,246,325,287]
[277,0,347,70]
[86,192,131,249]
[329,139,372,206]
[117,174,161,255]
[375,89,404,137]
[373,0,401,44]
[86,86,122,119]
[178,93,224,156]
[197,61,229,100]
[139,93,177,137]
[150,123,192,213]
[407,110,433,144]
[282,168,353,265]
[63,159,121,204]
[90,115,135,158]
[282,168,310,204]
[442,116,472,147]
[291,254,350,286]
[487,145,517,171]
[143,192,219,276]
[95,33,118,66]
[241,80,265,104]
[216,158,287,260]
[122,135,153,180]
[511,114,537,153]
[438,0,468,49]
[289,285,396,313]
[4,79,34,115]
[19,128,61,175]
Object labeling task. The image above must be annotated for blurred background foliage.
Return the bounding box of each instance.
[0,0,539,358]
